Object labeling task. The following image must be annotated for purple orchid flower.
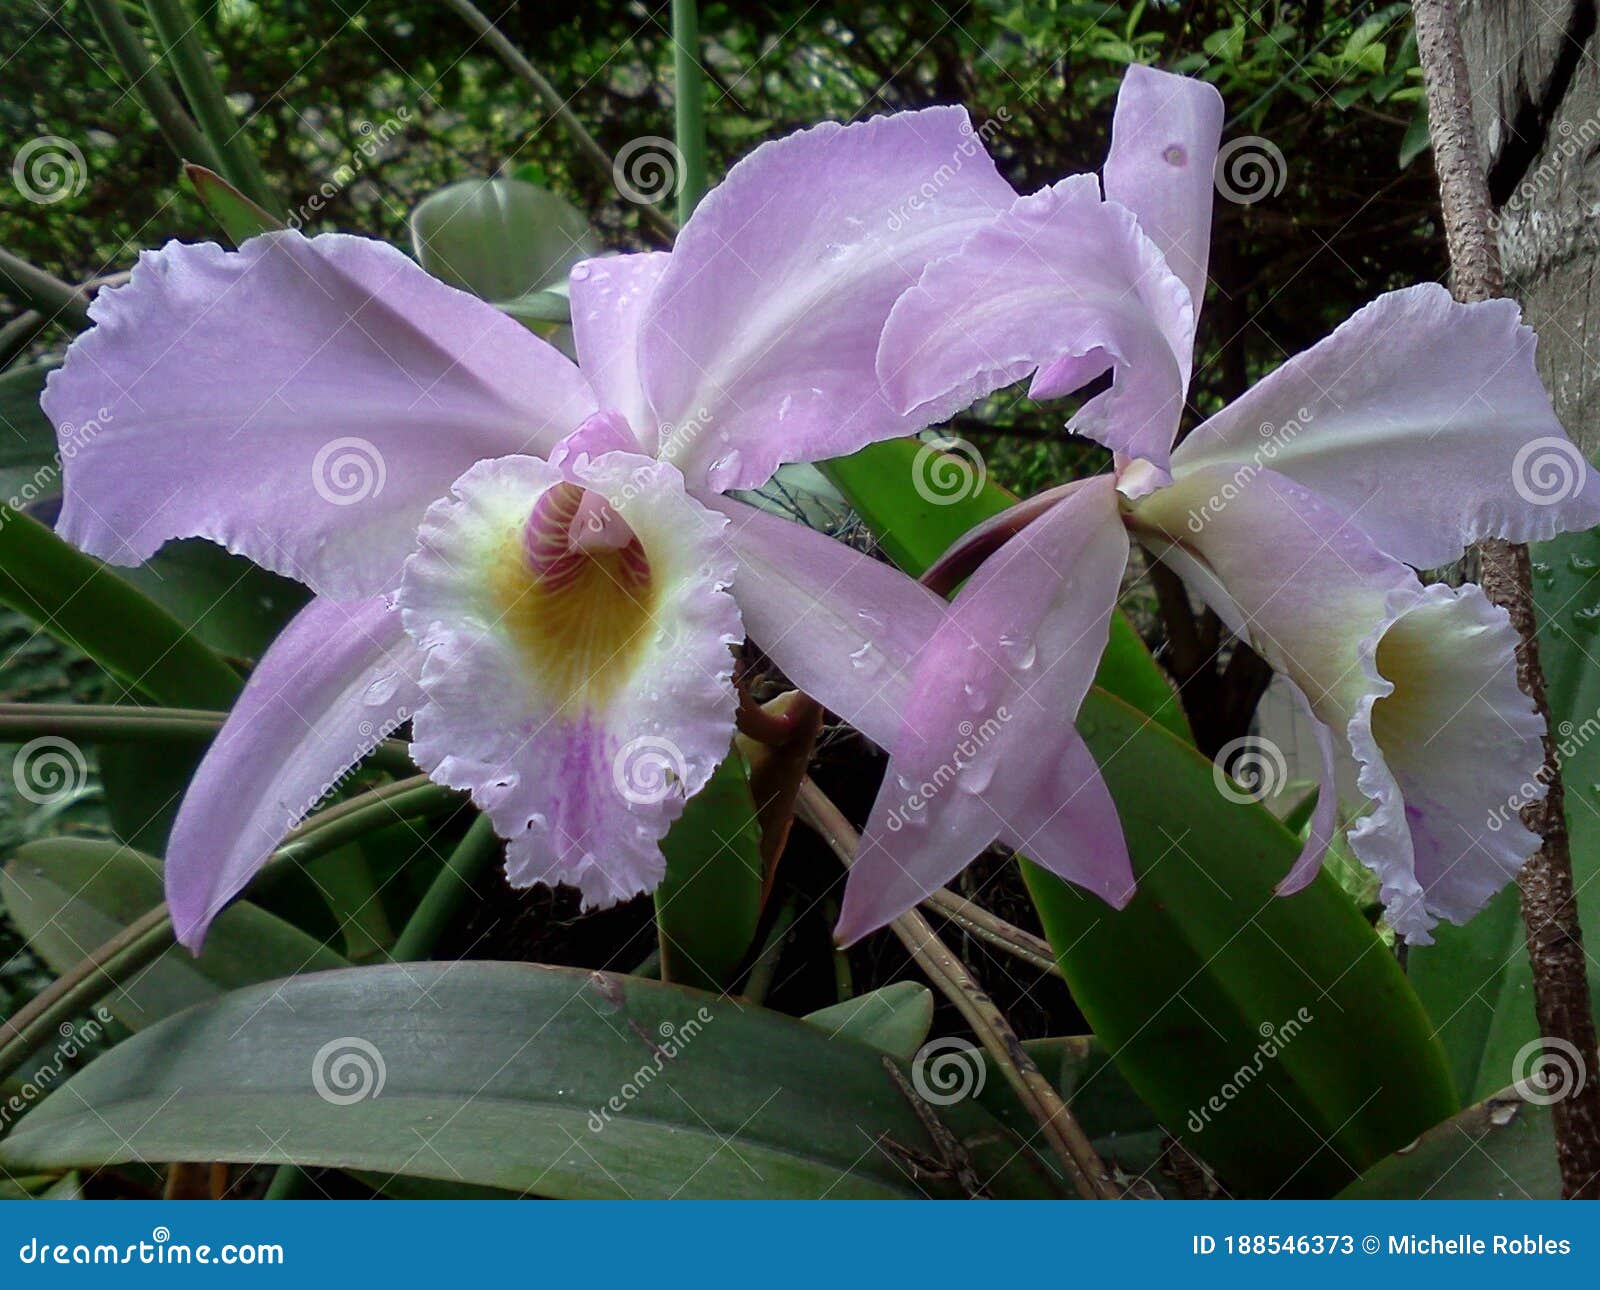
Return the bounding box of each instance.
[846,64,1600,944]
[43,106,1021,950]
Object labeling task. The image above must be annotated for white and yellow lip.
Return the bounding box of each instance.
[397,449,741,908]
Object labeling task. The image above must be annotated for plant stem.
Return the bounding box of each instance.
[142,0,281,215]
[435,0,676,240]
[795,779,1116,1199]
[0,249,90,332]
[390,815,499,961]
[0,703,415,777]
[1412,0,1600,1198]
[921,889,1062,977]
[741,898,797,1005]
[671,0,708,223]
[84,0,222,172]
[0,907,172,1088]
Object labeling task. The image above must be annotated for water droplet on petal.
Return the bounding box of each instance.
[362,673,400,706]
[570,263,591,282]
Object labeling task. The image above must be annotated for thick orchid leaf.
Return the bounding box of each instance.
[1029,692,1457,1196]
[821,439,1189,740]
[0,839,345,1031]
[183,163,285,245]
[653,749,765,991]
[0,507,241,708]
[1338,1087,1559,1199]
[0,962,1060,1199]
[409,178,596,306]
[117,538,308,661]
[1409,522,1600,1102]
[803,982,934,1059]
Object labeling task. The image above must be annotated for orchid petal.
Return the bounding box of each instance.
[569,252,669,445]
[399,452,740,908]
[641,107,1015,492]
[839,476,1133,941]
[705,495,946,751]
[1170,284,1600,569]
[1273,678,1340,897]
[44,232,595,598]
[1136,465,1544,938]
[877,176,1194,488]
[1102,64,1224,318]
[165,594,424,950]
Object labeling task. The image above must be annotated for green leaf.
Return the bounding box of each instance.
[1029,691,1457,1195]
[409,178,597,306]
[803,982,934,1059]
[116,539,308,661]
[820,439,1189,741]
[0,962,1058,1199]
[183,163,285,246]
[654,748,765,991]
[1410,523,1600,1102]
[0,508,241,709]
[0,362,58,471]
[1,839,345,1030]
[1338,1087,1559,1199]
[1399,98,1431,168]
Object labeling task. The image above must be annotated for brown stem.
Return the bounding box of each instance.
[1413,0,1600,1197]
[795,779,1118,1198]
